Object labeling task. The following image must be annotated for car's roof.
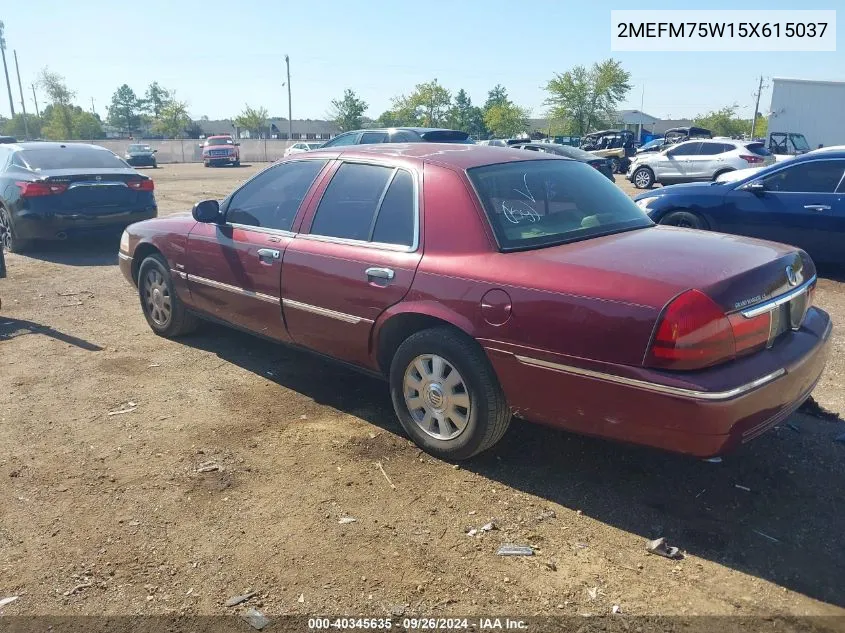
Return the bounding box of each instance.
[343,127,462,134]
[6,141,113,152]
[306,142,559,170]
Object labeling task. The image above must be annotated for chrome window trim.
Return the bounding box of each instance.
[739,157,845,194]
[226,223,296,238]
[513,354,785,401]
[305,160,420,252]
[282,298,373,325]
[188,274,279,305]
[740,275,816,318]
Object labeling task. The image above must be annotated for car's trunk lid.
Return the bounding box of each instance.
[39,169,148,214]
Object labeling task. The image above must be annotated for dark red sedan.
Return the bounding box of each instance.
[119,144,832,460]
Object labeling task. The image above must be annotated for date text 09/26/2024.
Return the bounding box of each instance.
[308,617,528,630]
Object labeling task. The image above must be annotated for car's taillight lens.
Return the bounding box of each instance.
[728,311,771,356]
[128,179,154,191]
[740,154,764,164]
[646,290,736,370]
[16,181,68,197]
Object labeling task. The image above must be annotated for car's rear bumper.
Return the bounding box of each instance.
[484,307,832,458]
[127,157,156,166]
[14,207,158,240]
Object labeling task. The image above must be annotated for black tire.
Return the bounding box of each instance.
[137,254,198,337]
[632,166,655,189]
[233,160,240,167]
[389,327,511,461]
[659,210,708,230]
[203,161,209,168]
[609,157,622,174]
[0,206,31,253]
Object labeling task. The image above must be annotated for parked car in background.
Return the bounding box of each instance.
[715,166,764,182]
[118,143,829,461]
[634,149,845,264]
[636,128,713,156]
[627,139,775,189]
[320,127,473,147]
[509,142,615,180]
[769,132,811,161]
[580,130,636,174]
[0,136,17,144]
[0,142,156,252]
[124,143,158,168]
[201,135,240,167]
[477,139,508,147]
[283,142,323,157]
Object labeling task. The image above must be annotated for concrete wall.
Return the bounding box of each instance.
[67,139,298,163]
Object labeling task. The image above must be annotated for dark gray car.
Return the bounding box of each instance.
[509,143,615,181]
[321,127,473,147]
[124,143,158,168]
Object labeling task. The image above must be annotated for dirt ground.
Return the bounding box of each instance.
[1,163,844,622]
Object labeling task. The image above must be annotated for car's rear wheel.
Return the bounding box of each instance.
[389,327,511,461]
[137,254,198,337]
[659,210,708,230]
[0,207,30,253]
[633,166,655,189]
[609,157,622,173]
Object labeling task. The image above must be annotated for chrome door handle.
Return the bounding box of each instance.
[365,267,395,280]
[257,248,280,259]
[804,204,831,212]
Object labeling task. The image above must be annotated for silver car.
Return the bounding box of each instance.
[627,139,775,189]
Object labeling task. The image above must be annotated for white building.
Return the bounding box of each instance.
[767,78,845,148]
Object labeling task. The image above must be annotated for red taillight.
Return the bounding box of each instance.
[646,290,735,370]
[16,181,68,197]
[128,179,154,191]
[739,154,764,164]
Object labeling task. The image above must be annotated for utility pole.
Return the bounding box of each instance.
[91,96,96,115]
[31,83,39,117]
[285,54,292,140]
[0,21,15,117]
[750,75,764,139]
[13,50,28,139]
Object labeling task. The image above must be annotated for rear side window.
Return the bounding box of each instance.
[310,163,416,247]
[761,160,845,193]
[226,160,327,230]
[19,147,127,170]
[697,143,726,155]
[666,142,701,156]
[419,130,471,143]
[360,132,389,144]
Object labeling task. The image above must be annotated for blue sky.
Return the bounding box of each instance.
[2,0,842,122]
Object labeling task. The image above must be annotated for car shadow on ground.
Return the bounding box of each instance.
[0,317,103,350]
[181,322,845,608]
[14,237,119,267]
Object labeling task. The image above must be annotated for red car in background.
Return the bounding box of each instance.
[118,144,831,461]
[201,135,240,167]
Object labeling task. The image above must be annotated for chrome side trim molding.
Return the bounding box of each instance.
[170,269,187,280]
[188,274,279,305]
[282,298,373,325]
[118,252,132,262]
[741,275,816,318]
[513,354,785,401]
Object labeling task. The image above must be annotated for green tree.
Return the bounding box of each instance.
[484,102,530,138]
[143,81,171,118]
[108,84,142,135]
[448,89,486,139]
[375,109,404,128]
[152,100,191,138]
[406,79,451,127]
[72,110,104,139]
[38,69,76,139]
[544,59,632,135]
[752,114,768,139]
[484,85,510,111]
[693,105,749,137]
[3,113,42,139]
[329,89,368,132]
[233,104,268,138]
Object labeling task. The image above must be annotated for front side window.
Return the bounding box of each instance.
[697,142,727,155]
[226,160,327,230]
[468,159,652,251]
[760,160,845,193]
[310,163,415,246]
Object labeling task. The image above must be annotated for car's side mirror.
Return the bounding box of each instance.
[153,149,158,153]
[743,181,766,194]
[192,199,222,223]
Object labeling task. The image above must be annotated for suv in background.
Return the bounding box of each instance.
[201,135,240,167]
[627,139,775,189]
[320,127,473,147]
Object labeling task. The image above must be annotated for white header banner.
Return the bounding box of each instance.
[611,10,836,52]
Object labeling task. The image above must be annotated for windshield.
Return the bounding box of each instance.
[640,138,664,150]
[205,137,234,146]
[790,134,810,151]
[306,143,323,150]
[468,160,653,251]
[128,144,152,152]
[19,147,128,170]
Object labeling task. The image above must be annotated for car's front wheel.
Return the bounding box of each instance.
[659,210,708,230]
[609,157,622,173]
[389,327,511,461]
[632,166,655,189]
[137,254,199,337]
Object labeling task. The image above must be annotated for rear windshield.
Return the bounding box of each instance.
[419,130,472,143]
[552,145,602,161]
[206,137,234,146]
[745,142,772,156]
[18,147,127,170]
[468,160,653,251]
